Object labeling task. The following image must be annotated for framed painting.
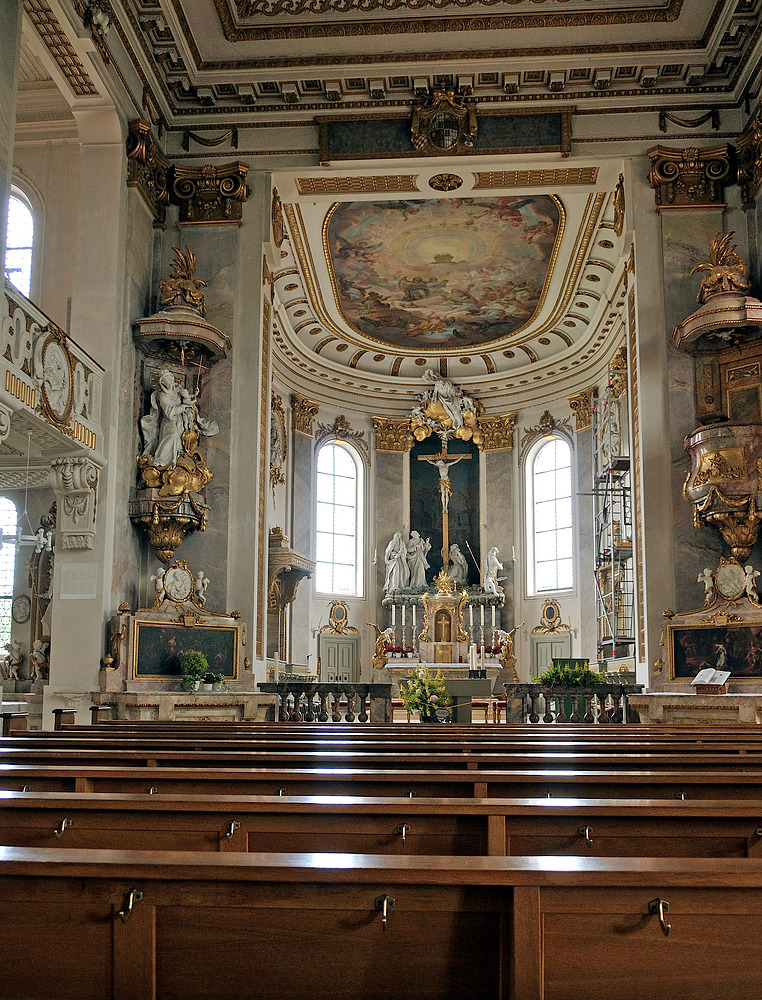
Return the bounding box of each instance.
[132,621,239,679]
[667,621,762,680]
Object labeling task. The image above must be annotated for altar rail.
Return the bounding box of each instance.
[258,682,393,723]
[503,683,643,724]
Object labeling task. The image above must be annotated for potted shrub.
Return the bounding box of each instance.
[210,672,226,692]
[181,650,208,693]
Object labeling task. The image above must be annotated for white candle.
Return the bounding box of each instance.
[491,605,496,627]
[391,604,396,627]
[480,645,485,671]
[402,604,406,626]
[274,651,279,681]
[469,644,477,671]
[412,605,417,628]
[480,605,485,626]
[470,605,474,628]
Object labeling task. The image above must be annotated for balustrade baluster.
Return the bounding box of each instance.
[319,689,330,722]
[583,693,595,723]
[528,691,540,724]
[345,687,356,723]
[358,689,368,723]
[331,691,342,722]
[304,690,316,722]
[278,689,289,723]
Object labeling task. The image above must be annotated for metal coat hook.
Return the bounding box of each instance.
[225,820,240,841]
[648,897,671,937]
[118,888,144,924]
[375,894,395,931]
[53,817,72,839]
[397,823,411,845]
[579,825,593,847]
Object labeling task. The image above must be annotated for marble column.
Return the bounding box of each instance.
[0,0,23,277]
[42,108,128,725]
[288,420,315,666]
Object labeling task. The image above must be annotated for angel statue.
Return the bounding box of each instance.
[368,622,396,672]
[484,546,504,597]
[494,623,523,678]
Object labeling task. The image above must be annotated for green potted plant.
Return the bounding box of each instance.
[400,665,451,722]
[181,650,208,693]
[210,672,226,692]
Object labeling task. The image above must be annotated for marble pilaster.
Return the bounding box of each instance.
[0,0,23,277]
[288,421,315,664]
[483,449,513,632]
[376,451,405,625]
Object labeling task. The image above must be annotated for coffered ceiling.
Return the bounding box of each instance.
[17,0,762,126]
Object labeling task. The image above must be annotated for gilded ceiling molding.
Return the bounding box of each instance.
[217,0,685,40]
[613,173,625,237]
[291,394,320,436]
[647,144,735,211]
[567,387,597,431]
[127,120,250,226]
[126,120,170,228]
[372,417,414,453]
[296,176,418,195]
[738,105,762,209]
[474,168,598,189]
[315,415,369,465]
[478,414,516,451]
[518,411,574,467]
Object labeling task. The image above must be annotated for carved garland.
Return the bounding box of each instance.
[518,410,574,467]
[269,392,287,502]
[372,413,516,453]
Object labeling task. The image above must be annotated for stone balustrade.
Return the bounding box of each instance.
[259,682,393,723]
[502,682,643,724]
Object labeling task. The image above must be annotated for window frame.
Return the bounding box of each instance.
[525,434,575,597]
[5,188,36,300]
[314,438,365,599]
[0,497,19,650]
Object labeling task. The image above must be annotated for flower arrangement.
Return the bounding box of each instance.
[536,661,599,687]
[400,665,451,722]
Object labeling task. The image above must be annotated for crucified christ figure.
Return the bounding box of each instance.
[421,453,467,512]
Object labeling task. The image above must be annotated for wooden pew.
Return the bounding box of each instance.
[3,846,762,999]
[2,789,762,859]
[3,761,762,800]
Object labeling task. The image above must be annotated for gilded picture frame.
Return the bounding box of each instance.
[132,620,240,679]
[667,620,762,681]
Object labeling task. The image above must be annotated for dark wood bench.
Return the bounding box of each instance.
[3,847,762,999]
[4,761,762,799]
[2,789,762,859]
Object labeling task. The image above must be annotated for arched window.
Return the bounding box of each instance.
[315,441,363,596]
[0,498,19,648]
[5,192,34,298]
[528,437,573,593]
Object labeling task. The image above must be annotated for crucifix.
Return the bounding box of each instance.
[418,445,472,575]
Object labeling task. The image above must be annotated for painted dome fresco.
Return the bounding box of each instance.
[326,196,561,350]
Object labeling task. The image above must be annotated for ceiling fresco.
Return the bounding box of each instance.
[326,196,561,350]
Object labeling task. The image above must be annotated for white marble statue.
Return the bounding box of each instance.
[448,543,469,587]
[407,531,431,588]
[698,567,715,606]
[140,367,219,468]
[151,565,166,602]
[195,570,209,606]
[414,369,477,431]
[383,531,410,593]
[2,639,23,681]
[484,546,504,597]
[29,639,49,681]
[745,564,760,603]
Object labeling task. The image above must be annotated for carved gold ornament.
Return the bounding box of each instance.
[477,413,516,451]
[372,417,415,453]
[704,501,762,563]
[567,387,597,431]
[532,600,571,634]
[692,446,746,489]
[613,173,625,237]
[738,106,762,209]
[269,392,287,503]
[647,144,735,211]
[37,329,74,427]
[429,173,463,192]
[134,495,207,564]
[158,246,207,316]
[320,600,358,635]
[291,393,320,436]
[690,232,752,304]
[519,411,574,467]
[271,188,285,247]
[410,89,477,157]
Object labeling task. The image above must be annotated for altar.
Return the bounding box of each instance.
[383,660,503,696]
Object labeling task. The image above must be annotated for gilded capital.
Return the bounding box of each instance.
[372,417,414,452]
[567,388,597,431]
[171,162,250,225]
[126,119,170,228]
[647,143,735,211]
[291,393,320,436]
[478,413,516,450]
[738,106,762,209]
